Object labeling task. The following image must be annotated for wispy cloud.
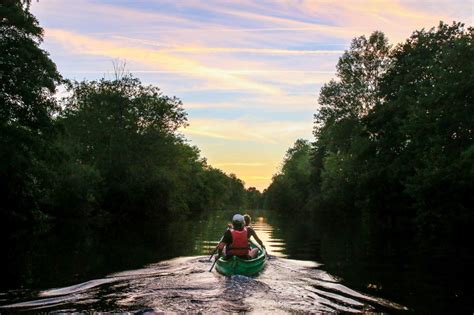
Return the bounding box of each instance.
[190,2,351,37]
[273,0,469,42]
[181,118,312,144]
[181,95,317,112]
[184,102,241,109]
[111,36,345,55]
[46,28,282,95]
[214,162,266,167]
[33,0,469,189]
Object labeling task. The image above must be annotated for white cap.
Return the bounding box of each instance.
[232,214,244,222]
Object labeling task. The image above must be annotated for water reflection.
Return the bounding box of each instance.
[2,209,471,313]
[1,256,407,313]
[250,216,287,257]
[0,210,410,313]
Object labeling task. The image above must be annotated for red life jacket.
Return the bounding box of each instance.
[228,227,249,257]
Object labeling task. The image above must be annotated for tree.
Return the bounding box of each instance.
[246,187,263,209]
[0,1,256,225]
[368,22,474,236]
[58,76,188,217]
[0,0,61,224]
[311,31,391,211]
[264,139,311,213]
[316,31,391,126]
[0,0,61,129]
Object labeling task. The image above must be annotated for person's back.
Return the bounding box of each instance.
[227,225,249,257]
[218,214,265,259]
[218,214,250,258]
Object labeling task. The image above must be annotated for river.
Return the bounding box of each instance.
[0,209,472,313]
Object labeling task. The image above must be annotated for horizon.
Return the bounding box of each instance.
[31,0,471,191]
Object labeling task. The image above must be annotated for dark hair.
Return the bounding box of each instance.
[232,221,243,230]
[243,214,251,226]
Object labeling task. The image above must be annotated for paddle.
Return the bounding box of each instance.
[209,252,221,272]
[209,227,232,271]
[208,245,219,261]
[208,226,231,261]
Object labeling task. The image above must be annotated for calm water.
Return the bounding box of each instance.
[0,209,472,313]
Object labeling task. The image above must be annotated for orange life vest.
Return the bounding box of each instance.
[228,227,249,256]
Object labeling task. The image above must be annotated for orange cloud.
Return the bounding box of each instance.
[181,118,312,144]
[110,37,345,55]
[46,28,282,95]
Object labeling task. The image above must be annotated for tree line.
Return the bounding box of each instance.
[264,22,473,240]
[0,1,261,228]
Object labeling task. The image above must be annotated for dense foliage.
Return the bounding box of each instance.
[0,0,61,223]
[0,1,255,227]
[264,139,311,212]
[264,22,473,240]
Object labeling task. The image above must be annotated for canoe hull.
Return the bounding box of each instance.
[215,244,266,276]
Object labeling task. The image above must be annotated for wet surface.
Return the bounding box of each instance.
[2,209,472,313]
[0,256,407,313]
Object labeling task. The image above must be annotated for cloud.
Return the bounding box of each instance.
[184,102,241,109]
[214,162,266,167]
[45,28,282,95]
[246,176,272,180]
[181,117,313,144]
[110,36,345,55]
[181,93,318,112]
[33,0,469,190]
[181,0,469,44]
[194,2,353,38]
[32,0,197,31]
[269,0,468,43]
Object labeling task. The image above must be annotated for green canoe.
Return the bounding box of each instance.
[215,243,266,276]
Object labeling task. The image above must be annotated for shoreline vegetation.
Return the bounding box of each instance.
[1,0,473,252]
[1,2,473,312]
[0,1,262,231]
[263,23,473,245]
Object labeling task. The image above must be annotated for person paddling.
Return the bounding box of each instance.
[218,214,264,259]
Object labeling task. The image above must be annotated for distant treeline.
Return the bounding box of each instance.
[264,22,473,240]
[0,1,262,227]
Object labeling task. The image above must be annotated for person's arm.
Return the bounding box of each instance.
[218,230,232,255]
[248,227,264,248]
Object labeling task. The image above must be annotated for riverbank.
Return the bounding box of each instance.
[2,209,473,313]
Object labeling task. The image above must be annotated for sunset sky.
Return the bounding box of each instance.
[31,0,471,190]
